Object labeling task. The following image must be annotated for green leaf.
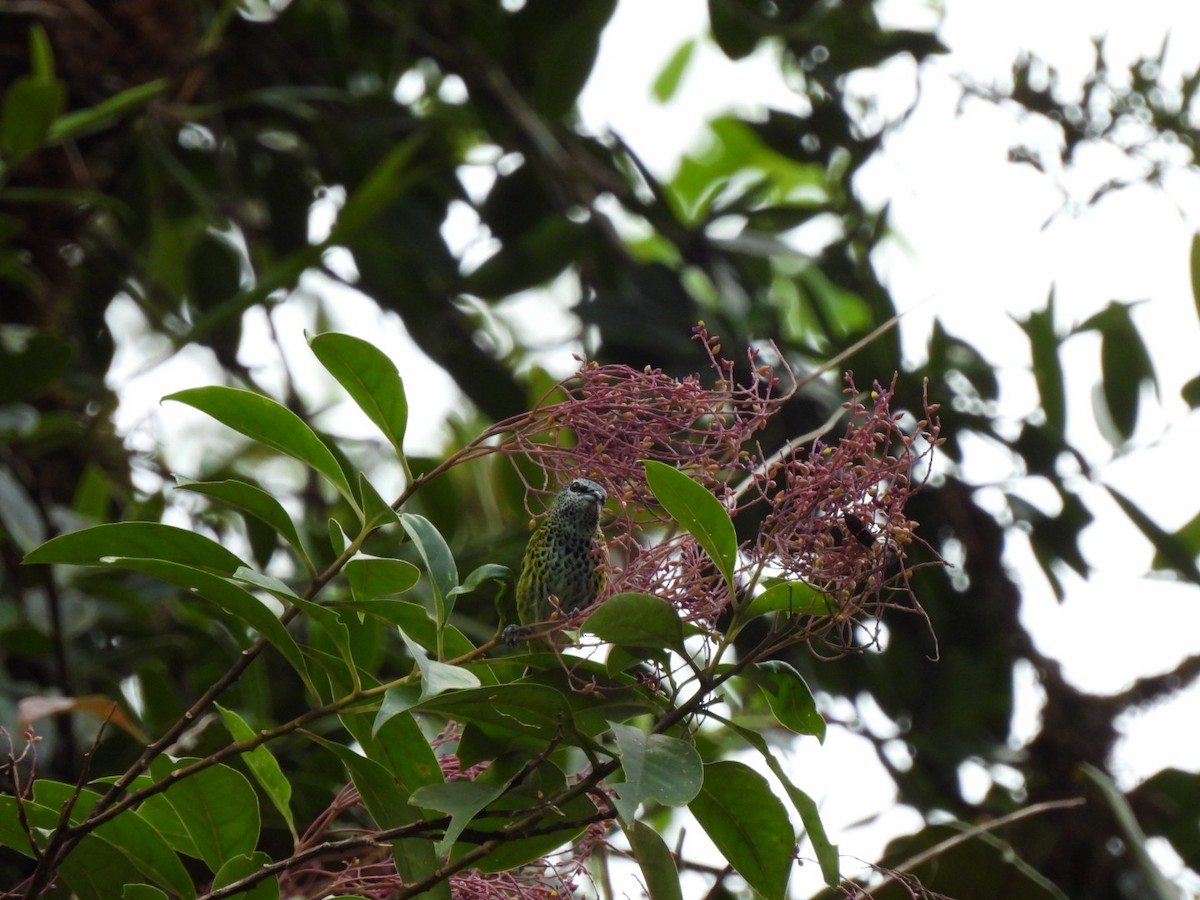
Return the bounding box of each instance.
[1080,764,1179,900]
[443,755,600,873]
[305,732,447,899]
[752,660,826,741]
[123,887,169,900]
[365,710,445,792]
[148,758,259,875]
[1190,233,1200,325]
[309,332,409,461]
[164,387,357,510]
[1,76,65,161]
[32,781,196,899]
[211,853,277,900]
[583,592,684,651]
[728,724,839,886]
[626,820,684,900]
[400,512,459,621]
[1108,486,1200,583]
[358,599,476,661]
[412,683,574,742]
[1182,373,1200,409]
[652,39,696,103]
[24,522,247,572]
[448,563,512,598]
[1015,294,1065,434]
[643,460,737,591]
[0,792,144,899]
[609,722,703,822]
[28,24,54,78]
[329,137,425,239]
[689,760,795,900]
[174,477,312,574]
[708,0,760,60]
[292,595,355,678]
[359,473,400,530]
[47,78,167,143]
[346,556,421,602]
[742,580,834,620]
[216,705,296,840]
[0,466,45,553]
[400,628,481,698]
[109,558,308,686]
[410,779,507,856]
[1075,301,1157,444]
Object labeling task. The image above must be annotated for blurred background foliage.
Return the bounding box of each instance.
[2,0,1199,897]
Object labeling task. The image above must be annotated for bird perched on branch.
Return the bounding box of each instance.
[515,478,608,638]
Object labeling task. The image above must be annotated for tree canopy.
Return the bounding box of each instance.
[2,2,1199,898]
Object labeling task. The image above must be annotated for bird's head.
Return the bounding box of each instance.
[551,478,607,529]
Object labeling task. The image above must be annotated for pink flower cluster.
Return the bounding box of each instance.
[493,325,943,651]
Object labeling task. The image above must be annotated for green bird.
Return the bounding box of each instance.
[515,478,608,634]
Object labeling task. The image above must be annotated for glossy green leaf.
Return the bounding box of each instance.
[448,563,511,598]
[211,852,277,900]
[753,659,826,741]
[626,820,684,900]
[148,757,259,874]
[410,779,507,856]
[689,760,795,900]
[643,460,737,591]
[108,558,307,684]
[400,628,481,698]
[123,887,169,900]
[33,781,196,899]
[743,580,834,620]
[24,522,246,572]
[359,473,400,530]
[609,721,703,822]
[412,683,574,742]
[400,512,459,620]
[583,591,684,651]
[164,387,357,509]
[216,705,296,840]
[728,724,839,886]
[365,709,445,791]
[292,595,355,678]
[309,332,410,460]
[306,732,447,899]
[446,755,599,873]
[0,793,138,899]
[346,556,421,602]
[356,599,476,661]
[174,477,312,573]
